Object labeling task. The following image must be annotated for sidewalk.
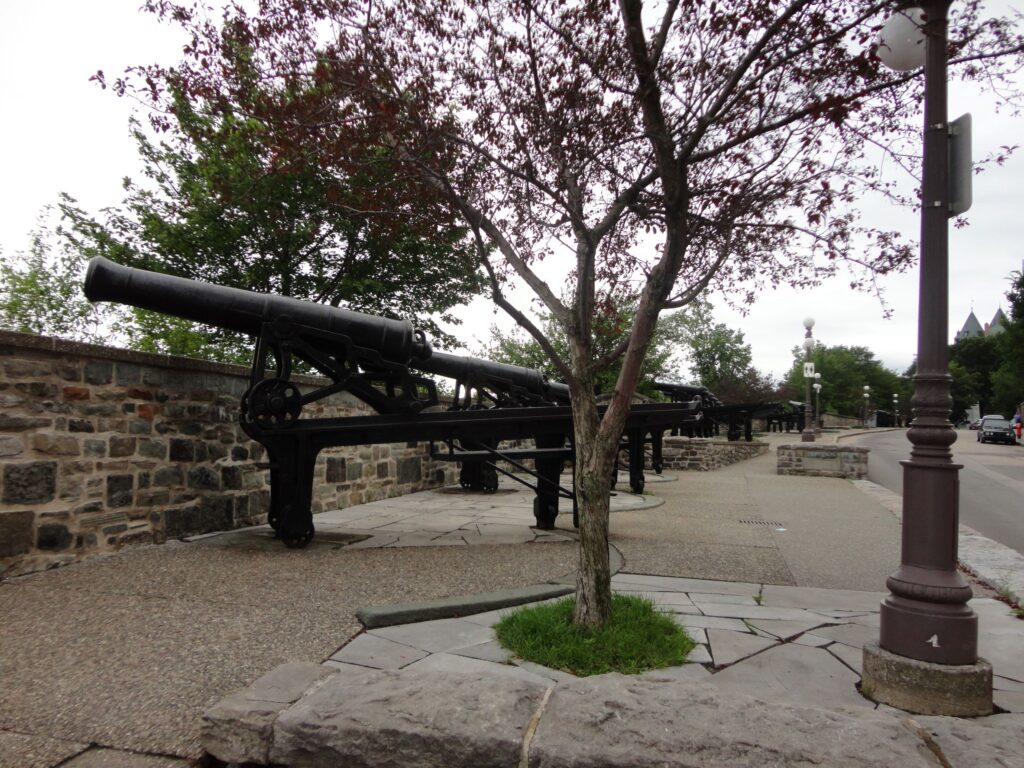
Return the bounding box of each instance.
[1,433,1022,767]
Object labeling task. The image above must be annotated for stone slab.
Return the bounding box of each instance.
[706,629,778,667]
[914,713,1024,768]
[710,643,870,711]
[668,614,751,632]
[328,633,429,670]
[401,652,554,687]
[811,621,880,649]
[611,573,762,596]
[696,603,829,622]
[746,618,830,640]
[271,668,549,768]
[760,584,886,613]
[529,678,943,768]
[448,640,512,664]
[367,618,494,654]
[202,663,339,765]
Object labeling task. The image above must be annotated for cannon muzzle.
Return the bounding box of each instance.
[84,257,432,364]
[415,350,571,405]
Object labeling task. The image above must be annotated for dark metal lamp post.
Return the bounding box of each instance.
[862,0,992,716]
[893,393,900,427]
[801,318,816,442]
[813,379,822,432]
[863,385,871,427]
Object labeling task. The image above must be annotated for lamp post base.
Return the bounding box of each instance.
[861,642,992,717]
[800,429,815,442]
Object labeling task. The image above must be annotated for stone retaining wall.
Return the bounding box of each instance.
[660,436,768,471]
[0,331,455,577]
[776,443,868,479]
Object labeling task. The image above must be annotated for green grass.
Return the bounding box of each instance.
[494,594,695,676]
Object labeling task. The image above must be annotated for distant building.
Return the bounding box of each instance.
[954,308,1008,343]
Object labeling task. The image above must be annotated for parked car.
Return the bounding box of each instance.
[968,418,982,430]
[977,416,1016,445]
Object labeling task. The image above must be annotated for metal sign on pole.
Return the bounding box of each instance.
[949,113,972,216]
[803,362,815,378]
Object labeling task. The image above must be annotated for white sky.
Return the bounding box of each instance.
[2,1,1022,382]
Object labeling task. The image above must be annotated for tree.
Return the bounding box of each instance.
[681,302,777,403]
[111,0,1023,627]
[482,296,690,396]
[783,344,907,417]
[948,334,1000,414]
[990,271,1024,416]
[0,209,114,342]
[67,70,482,358]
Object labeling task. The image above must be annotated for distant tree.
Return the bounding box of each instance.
[948,334,1001,415]
[0,210,114,342]
[784,344,907,417]
[682,302,777,403]
[482,295,688,397]
[110,0,1023,628]
[64,74,482,357]
[990,271,1024,416]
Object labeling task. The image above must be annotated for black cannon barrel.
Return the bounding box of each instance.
[654,381,722,406]
[415,350,571,404]
[84,257,431,364]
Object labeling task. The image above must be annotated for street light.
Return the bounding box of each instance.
[863,385,871,427]
[813,377,822,433]
[893,393,900,427]
[864,0,991,717]
[801,318,816,443]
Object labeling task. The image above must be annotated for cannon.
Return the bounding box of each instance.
[85,258,701,546]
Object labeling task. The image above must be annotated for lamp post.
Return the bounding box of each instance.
[813,379,822,432]
[893,394,900,427]
[801,318,816,442]
[863,385,871,427]
[864,0,991,717]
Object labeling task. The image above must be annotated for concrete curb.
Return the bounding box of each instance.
[357,544,626,629]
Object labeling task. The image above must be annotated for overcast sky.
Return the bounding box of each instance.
[2,1,1022,383]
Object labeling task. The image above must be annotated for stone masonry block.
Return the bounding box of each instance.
[2,462,57,504]
[0,510,35,557]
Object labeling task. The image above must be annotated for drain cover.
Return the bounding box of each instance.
[739,519,784,527]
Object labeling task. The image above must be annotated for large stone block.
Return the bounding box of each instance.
[270,668,548,768]
[0,510,35,557]
[530,677,945,767]
[396,456,422,485]
[2,461,57,504]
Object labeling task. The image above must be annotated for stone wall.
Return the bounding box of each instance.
[776,443,868,479]
[0,331,456,577]
[660,436,769,471]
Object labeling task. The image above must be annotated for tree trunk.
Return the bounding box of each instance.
[570,386,617,628]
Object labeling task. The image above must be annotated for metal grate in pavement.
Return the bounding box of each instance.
[738,519,784,527]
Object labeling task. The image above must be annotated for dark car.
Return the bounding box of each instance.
[977,416,1016,445]
[968,418,982,430]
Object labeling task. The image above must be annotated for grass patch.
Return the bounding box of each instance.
[494,594,695,676]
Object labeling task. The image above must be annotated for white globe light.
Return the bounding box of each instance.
[877,7,927,71]
[803,317,815,330]
[803,337,815,353]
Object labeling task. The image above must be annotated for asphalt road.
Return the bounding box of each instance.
[849,428,1024,556]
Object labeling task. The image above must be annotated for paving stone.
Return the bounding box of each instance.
[613,589,696,608]
[760,584,886,613]
[367,617,494,653]
[914,713,1024,768]
[710,643,870,711]
[827,642,863,675]
[0,730,88,768]
[811,621,880,649]
[994,689,1024,713]
[696,603,828,622]
[402,652,554,687]
[686,645,712,664]
[448,640,512,664]
[637,663,711,683]
[706,628,778,667]
[612,573,761,596]
[689,592,759,606]
[529,677,944,768]
[271,667,549,768]
[792,633,833,648]
[668,614,751,632]
[745,618,831,640]
[328,633,429,670]
[994,675,1024,692]
[460,606,520,626]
